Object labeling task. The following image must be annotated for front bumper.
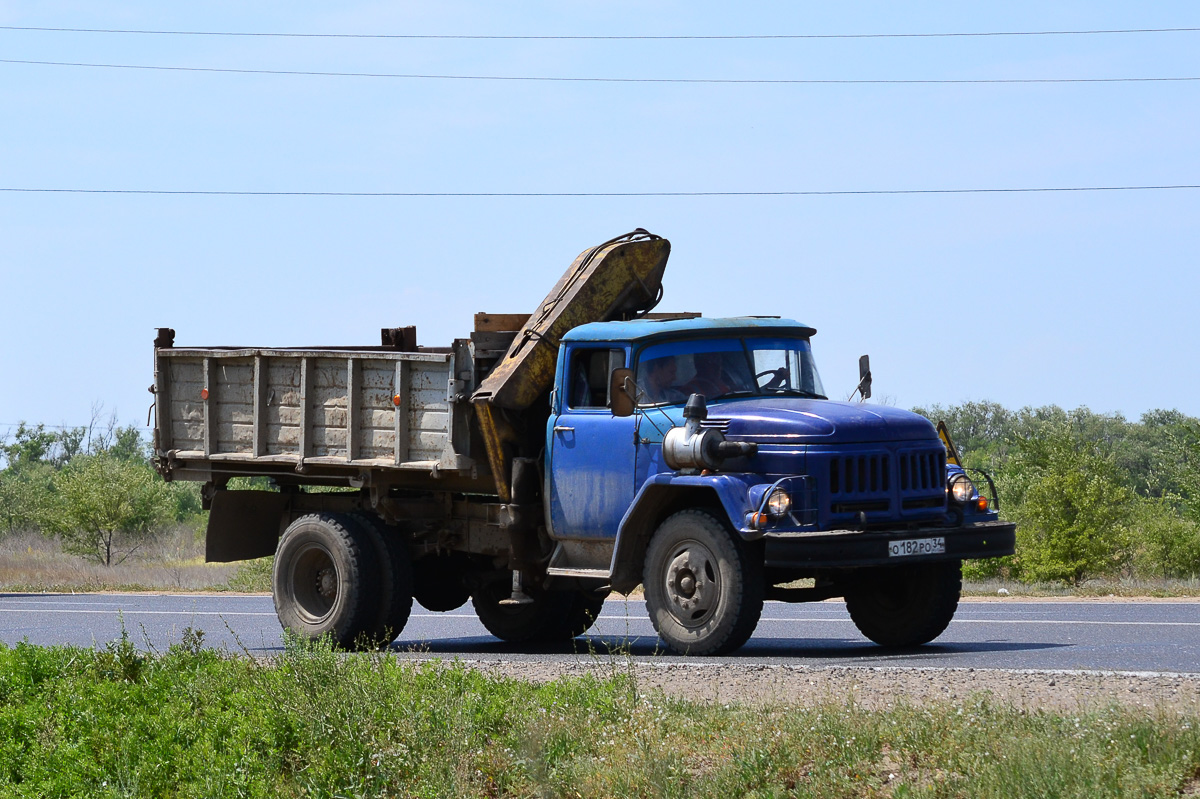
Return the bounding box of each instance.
[762,519,1015,570]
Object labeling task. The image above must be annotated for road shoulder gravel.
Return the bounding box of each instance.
[440,659,1200,713]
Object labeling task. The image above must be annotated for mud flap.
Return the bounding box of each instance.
[205,490,291,563]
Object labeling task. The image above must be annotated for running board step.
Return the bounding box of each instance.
[545,567,610,580]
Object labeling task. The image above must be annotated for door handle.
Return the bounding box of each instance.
[553,426,575,433]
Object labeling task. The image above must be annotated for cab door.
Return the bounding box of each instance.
[547,346,637,539]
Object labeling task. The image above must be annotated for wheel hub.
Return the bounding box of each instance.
[664,542,719,626]
[290,543,339,623]
[316,567,337,600]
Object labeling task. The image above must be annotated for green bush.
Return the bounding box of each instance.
[0,462,54,535]
[1126,497,1200,578]
[227,557,275,592]
[917,404,1200,585]
[1001,426,1134,585]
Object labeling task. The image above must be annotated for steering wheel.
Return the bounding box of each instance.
[755,368,789,391]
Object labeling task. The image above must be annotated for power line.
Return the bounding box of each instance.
[3,185,1199,197]
[3,57,1198,85]
[2,24,1199,40]
[0,422,151,430]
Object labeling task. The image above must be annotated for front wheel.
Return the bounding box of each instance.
[643,509,764,655]
[845,560,962,647]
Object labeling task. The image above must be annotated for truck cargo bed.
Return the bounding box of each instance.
[154,345,475,479]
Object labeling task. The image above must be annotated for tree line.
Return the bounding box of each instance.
[914,401,1200,584]
[2,402,1199,584]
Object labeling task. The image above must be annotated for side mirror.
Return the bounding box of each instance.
[609,368,635,417]
[857,355,872,401]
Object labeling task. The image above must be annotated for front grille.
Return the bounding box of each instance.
[832,500,890,513]
[824,445,946,520]
[829,454,890,495]
[898,450,945,492]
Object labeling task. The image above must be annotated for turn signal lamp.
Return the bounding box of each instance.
[976,497,989,513]
[393,394,402,406]
[200,388,209,400]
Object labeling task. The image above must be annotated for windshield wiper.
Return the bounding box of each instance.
[767,388,827,399]
[711,388,827,400]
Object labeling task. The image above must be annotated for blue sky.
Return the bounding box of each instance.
[1,2,1198,436]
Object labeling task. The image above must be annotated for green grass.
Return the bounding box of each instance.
[0,635,1197,798]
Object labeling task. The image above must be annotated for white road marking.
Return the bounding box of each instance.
[758,617,1200,626]
[0,608,276,617]
[0,607,1196,628]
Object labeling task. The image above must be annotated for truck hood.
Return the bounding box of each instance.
[709,398,937,445]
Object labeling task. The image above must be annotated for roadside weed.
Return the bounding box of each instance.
[0,637,1196,797]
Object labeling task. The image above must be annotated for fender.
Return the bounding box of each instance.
[608,472,763,593]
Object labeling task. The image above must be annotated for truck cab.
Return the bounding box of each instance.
[543,317,1014,654]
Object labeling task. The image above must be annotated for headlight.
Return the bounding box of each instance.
[948,473,975,503]
[766,489,792,516]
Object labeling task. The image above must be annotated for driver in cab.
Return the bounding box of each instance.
[639,356,687,404]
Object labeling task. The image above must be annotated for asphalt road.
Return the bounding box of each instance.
[2,593,1197,673]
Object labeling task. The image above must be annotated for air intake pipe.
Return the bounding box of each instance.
[663,394,757,472]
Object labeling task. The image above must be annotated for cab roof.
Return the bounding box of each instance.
[561,316,817,344]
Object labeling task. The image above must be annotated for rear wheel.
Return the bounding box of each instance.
[643,509,764,655]
[845,560,962,647]
[471,578,602,643]
[412,553,471,612]
[544,589,609,640]
[272,513,378,649]
[349,514,413,647]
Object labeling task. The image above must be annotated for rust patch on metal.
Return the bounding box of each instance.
[473,229,670,412]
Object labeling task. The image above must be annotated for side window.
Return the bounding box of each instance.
[567,348,626,409]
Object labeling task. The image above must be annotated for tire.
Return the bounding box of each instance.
[845,560,962,647]
[272,513,379,649]
[412,553,471,612]
[643,509,764,656]
[349,514,414,647]
[471,577,578,644]
[544,589,609,641]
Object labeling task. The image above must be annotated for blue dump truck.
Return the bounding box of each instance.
[153,230,1014,655]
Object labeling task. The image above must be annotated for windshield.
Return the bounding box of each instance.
[634,336,826,406]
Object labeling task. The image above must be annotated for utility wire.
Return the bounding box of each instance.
[3,186,1199,197]
[2,57,1198,84]
[2,24,1199,40]
[0,422,151,430]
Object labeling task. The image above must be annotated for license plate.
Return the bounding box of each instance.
[888,537,946,558]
